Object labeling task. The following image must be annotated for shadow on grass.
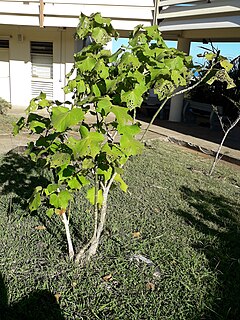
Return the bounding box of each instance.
[0,151,69,251]
[0,151,91,255]
[177,186,240,320]
[0,273,65,320]
[0,151,50,210]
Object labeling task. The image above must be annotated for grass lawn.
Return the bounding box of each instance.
[0,114,17,134]
[0,140,240,319]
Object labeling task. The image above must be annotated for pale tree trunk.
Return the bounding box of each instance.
[75,173,116,264]
[61,212,75,260]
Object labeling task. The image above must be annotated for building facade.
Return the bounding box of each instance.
[0,0,154,109]
[0,0,239,116]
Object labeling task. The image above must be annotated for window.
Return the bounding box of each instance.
[31,41,53,79]
[31,41,53,98]
[0,40,9,48]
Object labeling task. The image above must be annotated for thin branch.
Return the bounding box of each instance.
[209,114,240,176]
[140,63,217,141]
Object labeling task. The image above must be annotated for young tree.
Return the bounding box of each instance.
[15,13,226,263]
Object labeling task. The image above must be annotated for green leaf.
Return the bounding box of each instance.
[96,97,112,115]
[50,153,71,168]
[78,175,90,186]
[120,135,143,156]
[45,184,59,196]
[92,27,111,45]
[117,124,141,137]
[171,70,187,86]
[13,117,25,136]
[67,132,104,158]
[79,124,89,138]
[39,98,50,108]
[68,177,82,190]
[205,53,215,61]
[51,106,84,132]
[154,79,175,100]
[49,193,59,208]
[114,174,128,192]
[29,188,42,212]
[93,13,111,26]
[118,52,140,71]
[50,190,72,209]
[86,187,103,206]
[111,106,132,125]
[77,80,86,93]
[29,120,46,133]
[97,167,112,181]
[95,61,109,79]
[121,83,146,109]
[77,57,96,73]
[82,158,95,169]
[76,14,92,40]
[46,208,54,218]
[220,60,233,72]
[92,83,101,97]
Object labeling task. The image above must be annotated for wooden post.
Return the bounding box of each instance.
[39,0,44,28]
[153,0,159,25]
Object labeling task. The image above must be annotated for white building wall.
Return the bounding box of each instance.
[0,25,76,109]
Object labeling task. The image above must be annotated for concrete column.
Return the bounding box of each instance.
[169,37,190,122]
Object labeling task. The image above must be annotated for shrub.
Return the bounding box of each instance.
[0,97,12,115]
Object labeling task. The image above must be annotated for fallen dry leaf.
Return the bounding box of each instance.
[132,231,141,239]
[54,293,61,303]
[146,282,155,291]
[34,225,46,230]
[102,274,112,282]
[55,209,66,215]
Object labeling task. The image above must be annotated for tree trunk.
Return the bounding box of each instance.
[62,212,75,260]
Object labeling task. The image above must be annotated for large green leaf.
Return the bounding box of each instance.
[117,124,141,137]
[97,167,112,182]
[67,132,104,158]
[171,70,187,86]
[29,187,42,211]
[95,60,109,79]
[77,57,96,73]
[51,107,84,132]
[50,153,71,168]
[120,135,143,156]
[68,177,82,190]
[121,83,146,108]
[50,190,72,209]
[93,13,111,26]
[96,97,112,115]
[114,174,128,192]
[154,79,175,101]
[118,52,140,71]
[92,27,111,45]
[111,106,132,125]
[220,60,233,72]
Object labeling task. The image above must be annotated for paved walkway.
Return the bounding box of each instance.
[139,121,240,165]
[1,115,240,165]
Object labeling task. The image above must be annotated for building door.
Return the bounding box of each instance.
[31,41,53,99]
[0,40,10,102]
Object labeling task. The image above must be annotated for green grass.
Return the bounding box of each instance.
[0,140,240,319]
[0,114,17,134]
